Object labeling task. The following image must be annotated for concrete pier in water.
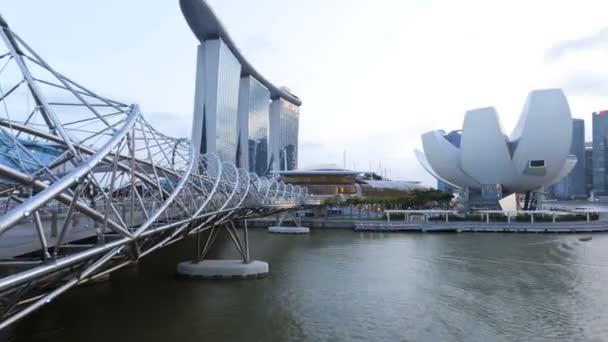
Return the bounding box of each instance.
[176,260,269,279]
[268,226,310,234]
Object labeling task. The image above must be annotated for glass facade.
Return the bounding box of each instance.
[247,78,270,175]
[299,184,357,196]
[585,143,593,195]
[570,119,586,197]
[548,119,586,199]
[279,100,300,171]
[279,173,359,196]
[592,111,608,195]
[214,40,241,163]
[193,38,300,170]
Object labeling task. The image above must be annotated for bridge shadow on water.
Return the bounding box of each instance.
[1,228,302,342]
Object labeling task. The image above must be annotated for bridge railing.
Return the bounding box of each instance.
[0,18,313,329]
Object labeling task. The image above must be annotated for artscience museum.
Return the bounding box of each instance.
[415,89,577,209]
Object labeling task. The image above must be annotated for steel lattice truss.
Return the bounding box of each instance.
[0,15,313,328]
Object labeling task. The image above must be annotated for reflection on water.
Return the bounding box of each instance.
[5,230,608,341]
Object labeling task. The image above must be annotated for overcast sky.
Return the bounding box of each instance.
[3,0,608,186]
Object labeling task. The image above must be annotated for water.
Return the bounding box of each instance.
[6,230,608,341]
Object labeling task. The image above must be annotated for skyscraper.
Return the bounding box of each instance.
[191,39,241,163]
[270,98,300,171]
[585,142,593,195]
[237,76,270,175]
[548,118,586,199]
[437,130,461,192]
[183,0,302,172]
[592,110,608,195]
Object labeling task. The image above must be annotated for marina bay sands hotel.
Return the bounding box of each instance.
[181,0,302,175]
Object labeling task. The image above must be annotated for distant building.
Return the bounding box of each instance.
[191,39,241,163]
[237,76,270,175]
[270,98,300,171]
[592,110,608,195]
[585,142,593,195]
[437,130,461,192]
[548,119,586,199]
[183,0,302,168]
[277,167,424,201]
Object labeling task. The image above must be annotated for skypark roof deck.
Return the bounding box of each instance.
[180,0,302,106]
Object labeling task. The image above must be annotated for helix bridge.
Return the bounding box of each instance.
[0,14,313,328]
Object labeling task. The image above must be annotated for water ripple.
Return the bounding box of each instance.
[8,230,608,342]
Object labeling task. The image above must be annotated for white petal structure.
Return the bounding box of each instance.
[461,107,516,186]
[415,88,576,196]
[419,131,479,188]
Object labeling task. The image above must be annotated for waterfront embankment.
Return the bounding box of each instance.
[247,218,608,233]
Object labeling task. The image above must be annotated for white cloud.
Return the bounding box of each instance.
[546,28,608,63]
[4,0,608,187]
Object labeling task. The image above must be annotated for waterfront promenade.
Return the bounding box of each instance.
[248,216,608,233]
[353,221,608,233]
[245,205,608,233]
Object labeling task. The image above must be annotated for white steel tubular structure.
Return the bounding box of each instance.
[0,14,311,328]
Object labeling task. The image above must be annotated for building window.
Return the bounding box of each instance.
[529,160,545,168]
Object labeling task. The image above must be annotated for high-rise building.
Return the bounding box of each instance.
[182,0,302,169]
[592,110,608,195]
[191,39,241,163]
[585,142,593,195]
[270,98,300,171]
[548,119,586,199]
[237,76,270,175]
[437,130,462,192]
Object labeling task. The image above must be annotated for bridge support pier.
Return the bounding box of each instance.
[268,211,309,234]
[177,220,268,279]
[177,259,268,279]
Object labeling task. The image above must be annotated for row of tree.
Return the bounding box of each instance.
[323,189,453,209]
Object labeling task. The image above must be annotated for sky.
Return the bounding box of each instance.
[3,0,608,186]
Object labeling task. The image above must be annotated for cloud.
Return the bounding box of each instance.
[545,27,608,63]
[557,72,608,97]
[143,112,192,139]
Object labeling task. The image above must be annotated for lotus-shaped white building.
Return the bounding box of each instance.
[415,89,577,201]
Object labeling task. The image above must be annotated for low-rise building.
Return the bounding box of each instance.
[277,167,424,202]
